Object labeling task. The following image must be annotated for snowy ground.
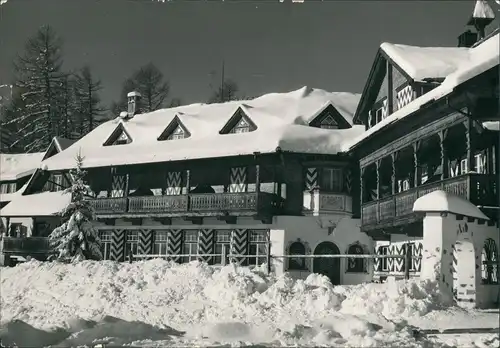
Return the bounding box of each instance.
[0,260,498,347]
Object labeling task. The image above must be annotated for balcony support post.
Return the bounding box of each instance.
[185,169,191,194]
[5,217,10,237]
[255,164,261,193]
[439,129,449,180]
[464,119,475,173]
[464,119,475,200]
[391,152,397,195]
[376,161,380,222]
[413,141,421,188]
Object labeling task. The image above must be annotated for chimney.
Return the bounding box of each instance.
[466,1,495,40]
[127,91,142,118]
[457,30,478,48]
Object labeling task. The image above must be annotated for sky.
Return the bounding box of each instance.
[0,0,499,111]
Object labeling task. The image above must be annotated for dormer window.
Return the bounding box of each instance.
[103,123,132,146]
[219,107,257,135]
[231,118,250,133]
[168,125,186,140]
[115,132,130,145]
[157,115,191,141]
[319,114,338,129]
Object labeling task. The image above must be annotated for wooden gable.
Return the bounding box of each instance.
[353,48,414,127]
[42,140,59,161]
[157,115,191,141]
[103,123,132,146]
[309,104,351,130]
[219,107,257,134]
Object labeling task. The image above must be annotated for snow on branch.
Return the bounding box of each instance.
[48,152,103,263]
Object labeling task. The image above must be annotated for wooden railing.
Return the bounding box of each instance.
[361,174,498,226]
[2,237,51,255]
[89,197,128,214]
[128,195,188,213]
[90,192,282,216]
[318,193,352,213]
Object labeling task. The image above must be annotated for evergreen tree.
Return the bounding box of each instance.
[55,75,77,139]
[73,66,106,136]
[49,153,103,262]
[11,25,66,152]
[111,62,171,114]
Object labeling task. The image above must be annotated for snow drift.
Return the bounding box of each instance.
[0,260,497,347]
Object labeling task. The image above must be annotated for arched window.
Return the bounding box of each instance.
[346,243,366,273]
[288,241,306,270]
[482,238,499,284]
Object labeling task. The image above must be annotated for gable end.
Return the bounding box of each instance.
[158,115,191,141]
[309,104,351,129]
[353,50,387,126]
[103,123,132,146]
[219,107,257,134]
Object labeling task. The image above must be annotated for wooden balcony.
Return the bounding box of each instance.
[89,197,128,214]
[303,191,352,215]
[361,174,498,231]
[2,237,51,258]
[90,192,283,217]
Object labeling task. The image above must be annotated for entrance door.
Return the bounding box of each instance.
[313,241,341,285]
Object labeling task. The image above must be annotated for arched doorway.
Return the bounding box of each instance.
[313,241,341,285]
[453,239,477,308]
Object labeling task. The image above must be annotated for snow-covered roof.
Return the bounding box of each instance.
[344,32,499,151]
[0,190,70,217]
[413,190,489,221]
[380,43,471,81]
[482,121,500,131]
[0,152,45,181]
[40,87,362,171]
[0,183,27,203]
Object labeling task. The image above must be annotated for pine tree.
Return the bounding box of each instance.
[49,153,103,262]
[73,66,106,136]
[11,25,66,152]
[55,75,77,139]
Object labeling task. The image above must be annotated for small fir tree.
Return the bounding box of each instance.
[49,153,103,262]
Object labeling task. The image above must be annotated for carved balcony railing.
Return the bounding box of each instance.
[303,191,352,215]
[89,197,128,214]
[2,237,51,256]
[128,195,188,214]
[361,173,498,228]
[89,192,283,216]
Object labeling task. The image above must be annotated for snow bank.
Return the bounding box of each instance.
[0,259,465,347]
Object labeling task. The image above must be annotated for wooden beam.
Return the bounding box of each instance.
[152,217,172,225]
[183,216,203,225]
[216,215,237,224]
[102,218,115,226]
[360,111,467,167]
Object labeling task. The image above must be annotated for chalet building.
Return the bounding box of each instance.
[344,1,499,307]
[0,136,75,263]
[1,87,376,285]
[1,2,498,304]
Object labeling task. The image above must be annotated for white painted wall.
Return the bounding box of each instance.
[420,212,499,309]
[273,214,374,285]
[109,215,374,286]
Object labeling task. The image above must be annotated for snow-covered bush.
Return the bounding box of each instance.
[48,153,103,262]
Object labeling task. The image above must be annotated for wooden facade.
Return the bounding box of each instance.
[353,62,499,238]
